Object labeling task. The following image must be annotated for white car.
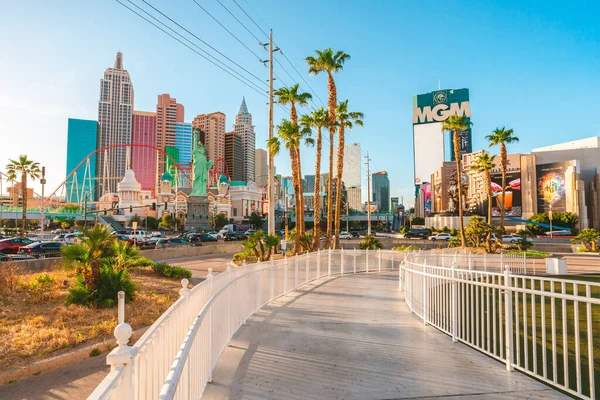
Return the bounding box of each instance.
[207,231,223,240]
[428,233,453,241]
[61,233,84,244]
[339,232,353,240]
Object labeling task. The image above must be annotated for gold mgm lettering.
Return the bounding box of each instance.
[412,101,471,124]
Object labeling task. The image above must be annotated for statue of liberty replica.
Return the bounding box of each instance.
[186,129,213,230]
[191,129,214,196]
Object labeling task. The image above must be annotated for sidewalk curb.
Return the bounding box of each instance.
[0,326,148,386]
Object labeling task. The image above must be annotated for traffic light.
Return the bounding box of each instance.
[129,205,133,213]
[151,202,156,211]
[104,210,107,215]
[164,202,168,210]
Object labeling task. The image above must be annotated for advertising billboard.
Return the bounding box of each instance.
[413,88,471,185]
[491,154,522,217]
[536,161,574,213]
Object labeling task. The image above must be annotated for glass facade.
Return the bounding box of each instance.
[65,118,98,203]
[372,171,390,212]
[164,146,179,184]
[175,122,192,167]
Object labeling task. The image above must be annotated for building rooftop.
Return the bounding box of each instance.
[533,136,600,152]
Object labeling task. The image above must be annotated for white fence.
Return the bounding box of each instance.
[400,252,599,399]
[88,249,400,400]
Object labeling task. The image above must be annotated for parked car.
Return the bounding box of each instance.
[190,233,217,243]
[147,234,167,245]
[244,230,256,237]
[234,231,247,240]
[428,233,454,241]
[224,233,239,241]
[206,231,223,240]
[155,238,193,249]
[112,230,131,236]
[61,233,84,244]
[18,242,65,258]
[127,230,151,242]
[339,231,353,240]
[404,229,432,239]
[349,231,361,238]
[115,235,136,245]
[0,237,35,254]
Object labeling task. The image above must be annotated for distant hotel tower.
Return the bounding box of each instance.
[97,52,134,195]
[131,111,157,195]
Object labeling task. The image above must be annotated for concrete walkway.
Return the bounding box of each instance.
[204,271,568,399]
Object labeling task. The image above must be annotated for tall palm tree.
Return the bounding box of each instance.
[300,107,328,249]
[268,120,314,254]
[6,155,41,236]
[274,84,312,236]
[485,127,519,233]
[306,48,350,248]
[471,153,496,224]
[441,115,472,247]
[332,100,364,249]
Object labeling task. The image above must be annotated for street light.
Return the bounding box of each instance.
[40,166,46,237]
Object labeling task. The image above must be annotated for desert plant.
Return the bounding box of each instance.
[515,229,535,251]
[360,234,383,250]
[573,228,600,252]
[151,262,192,279]
[264,234,281,259]
[28,273,56,302]
[66,261,136,308]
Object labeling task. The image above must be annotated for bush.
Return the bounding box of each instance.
[66,262,136,308]
[411,217,425,226]
[152,262,192,279]
[233,250,253,263]
[448,237,462,247]
[130,257,154,267]
[89,347,102,357]
[28,273,56,302]
[360,234,383,250]
[0,263,21,294]
[392,245,417,251]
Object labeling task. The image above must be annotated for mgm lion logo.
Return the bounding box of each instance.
[432,90,447,104]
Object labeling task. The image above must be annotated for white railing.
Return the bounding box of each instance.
[88,248,400,400]
[400,252,599,400]
[425,249,529,274]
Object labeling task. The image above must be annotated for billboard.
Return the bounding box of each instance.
[413,88,471,185]
[491,154,522,217]
[391,197,399,210]
[536,161,574,213]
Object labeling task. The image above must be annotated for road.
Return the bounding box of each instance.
[0,251,236,400]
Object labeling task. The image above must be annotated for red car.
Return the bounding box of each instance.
[0,237,35,254]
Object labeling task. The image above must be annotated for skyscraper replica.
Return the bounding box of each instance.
[233,98,255,182]
[97,52,134,195]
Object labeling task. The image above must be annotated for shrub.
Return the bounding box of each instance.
[28,273,56,302]
[152,262,192,280]
[360,234,383,250]
[66,261,136,308]
[572,228,600,252]
[0,263,21,294]
[392,245,417,251]
[233,250,252,263]
[448,237,462,247]
[130,257,154,267]
[89,347,102,357]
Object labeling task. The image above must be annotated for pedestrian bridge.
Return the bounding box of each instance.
[90,250,595,399]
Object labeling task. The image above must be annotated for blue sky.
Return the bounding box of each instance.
[1,0,599,205]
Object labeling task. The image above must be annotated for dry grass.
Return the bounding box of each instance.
[0,263,187,372]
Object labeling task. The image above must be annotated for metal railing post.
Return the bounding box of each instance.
[207,268,214,382]
[284,256,288,294]
[451,262,457,343]
[504,265,514,371]
[341,248,345,275]
[104,292,135,400]
[423,259,427,325]
[295,255,299,288]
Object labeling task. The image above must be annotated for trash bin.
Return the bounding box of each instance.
[545,258,567,275]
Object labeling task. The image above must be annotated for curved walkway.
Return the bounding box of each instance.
[203,271,567,399]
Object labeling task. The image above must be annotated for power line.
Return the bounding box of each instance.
[188,0,264,61]
[242,0,271,33]
[138,0,266,88]
[232,0,269,38]
[214,0,263,43]
[114,0,268,98]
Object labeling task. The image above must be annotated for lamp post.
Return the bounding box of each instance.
[40,166,46,237]
[549,205,553,239]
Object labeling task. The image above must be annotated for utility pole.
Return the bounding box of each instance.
[261,30,279,235]
[365,152,372,235]
[40,166,46,237]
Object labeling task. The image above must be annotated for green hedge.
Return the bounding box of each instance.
[152,262,192,279]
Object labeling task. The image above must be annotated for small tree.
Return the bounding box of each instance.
[573,228,600,252]
[143,216,158,230]
[214,214,229,231]
[515,229,534,252]
[158,214,176,230]
[247,212,264,231]
[360,234,383,250]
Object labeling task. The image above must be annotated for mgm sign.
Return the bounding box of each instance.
[412,88,472,185]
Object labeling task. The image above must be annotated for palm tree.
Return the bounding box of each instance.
[268,120,314,254]
[5,155,41,236]
[62,224,116,289]
[441,115,472,247]
[306,48,350,248]
[471,153,496,224]
[486,127,519,233]
[332,100,364,249]
[274,84,312,236]
[300,107,328,249]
